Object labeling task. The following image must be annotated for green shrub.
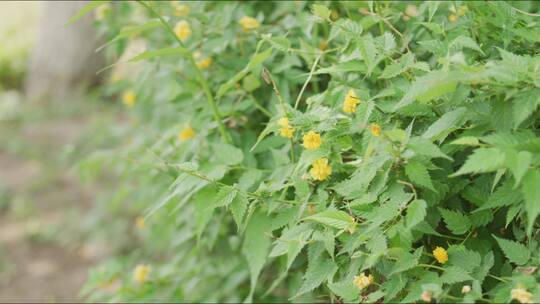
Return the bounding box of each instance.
[79,1,540,302]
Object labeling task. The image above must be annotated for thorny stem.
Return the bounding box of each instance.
[137,1,231,143]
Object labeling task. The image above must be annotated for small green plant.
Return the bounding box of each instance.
[78,1,540,302]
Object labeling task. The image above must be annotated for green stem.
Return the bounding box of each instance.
[136,1,231,143]
[294,52,322,109]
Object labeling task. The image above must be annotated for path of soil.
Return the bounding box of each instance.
[0,114,106,302]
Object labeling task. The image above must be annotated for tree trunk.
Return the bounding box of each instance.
[25,1,103,102]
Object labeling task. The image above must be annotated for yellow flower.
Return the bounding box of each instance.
[94,3,112,21]
[303,131,322,150]
[239,16,260,32]
[278,117,289,127]
[174,20,191,42]
[461,285,471,294]
[280,126,294,138]
[122,90,136,107]
[432,246,448,264]
[173,3,190,16]
[110,72,121,83]
[457,5,468,16]
[342,89,360,113]
[421,290,432,302]
[133,264,151,284]
[310,158,332,181]
[353,272,373,290]
[370,124,381,137]
[511,287,533,304]
[448,14,457,22]
[135,216,145,230]
[179,126,196,141]
[194,51,212,69]
[319,40,328,51]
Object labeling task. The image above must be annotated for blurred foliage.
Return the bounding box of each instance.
[0,2,40,90]
[76,1,540,303]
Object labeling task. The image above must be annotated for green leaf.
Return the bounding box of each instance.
[450,136,480,146]
[304,210,357,233]
[65,1,108,26]
[380,53,414,79]
[448,247,481,270]
[214,185,237,207]
[452,148,505,176]
[230,191,249,228]
[407,137,451,160]
[262,35,291,52]
[312,4,331,20]
[450,35,484,54]
[513,90,540,128]
[406,199,427,229]
[129,47,189,62]
[242,211,273,300]
[439,208,471,235]
[327,281,359,302]
[212,143,244,165]
[193,186,218,240]
[421,107,467,140]
[493,235,530,265]
[522,169,540,234]
[96,20,163,52]
[394,71,460,110]
[390,247,422,275]
[296,257,337,296]
[506,150,532,186]
[404,160,435,191]
[440,266,473,284]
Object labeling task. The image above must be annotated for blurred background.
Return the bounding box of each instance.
[0,1,121,301]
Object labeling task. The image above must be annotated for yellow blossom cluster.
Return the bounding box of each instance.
[278,117,294,138]
[353,272,373,290]
[179,126,196,141]
[193,52,212,70]
[302,131,321,150]
[174,20,191,42]
[370,124,381,137]
[342,89,360,113]
[133,264,151,284]
[310,158,332,181]
[511,287,533,304]
[122,90,136,107]
[432,246,448,264]
[239,16,260,32]
[173,2,190,17]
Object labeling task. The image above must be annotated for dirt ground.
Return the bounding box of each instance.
[0,104,112,302]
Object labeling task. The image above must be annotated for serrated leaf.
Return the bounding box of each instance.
[312,4,331,20]
[230,191,248,228]
[407,137,451,160]
[394,71,460,110]
[452,148,505,176]
[214,185,237,207]
[262,35,291,52]
[421,107,467,140]
[405,161,435,191]
[440,266,473,284]
[242,211,273,300]
[406,199,427,229]
[390,247,422,275]
[439,208,471,235]
[296,258,337,296]
[513,90,540,128]
[212,143,244,165]
[304,210,357,233]
[506,150,532,186]
[450,35,484,54]
[522,169,540,234]
[493,235,530,265]
[448,247,481,270]
[327,281,359,302]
